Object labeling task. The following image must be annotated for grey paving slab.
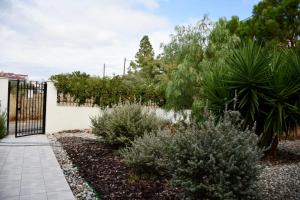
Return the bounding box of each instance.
[0,195,19,200]
[47,190,75,200]
[0,134,75,200]
[20,192,48,200]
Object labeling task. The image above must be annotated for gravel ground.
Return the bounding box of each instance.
[48,130,99,200]
[259,140,300,200]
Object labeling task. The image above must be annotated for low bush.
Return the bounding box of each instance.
[169,111,262,199]
[91,103,167,147]
[0,110,6,139]
[120,130,173,176]
[122,110,263,199]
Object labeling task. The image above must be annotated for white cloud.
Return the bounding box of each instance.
[0,0,172,79]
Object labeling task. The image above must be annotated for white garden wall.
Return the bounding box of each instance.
[0,79,188,134]
[45,82,101,134]
[45,81,188,134]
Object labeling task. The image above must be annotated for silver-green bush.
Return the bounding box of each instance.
[0,110,6,139]
[91,103,167,147]
[120,130,173,176]
[122,110,262,199]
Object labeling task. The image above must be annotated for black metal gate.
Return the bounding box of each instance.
[7,80,47,137]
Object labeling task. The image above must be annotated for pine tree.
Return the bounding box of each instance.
[130,35,157,80]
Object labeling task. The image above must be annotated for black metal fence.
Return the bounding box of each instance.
[56,92,95,107]
[8,80,47,137]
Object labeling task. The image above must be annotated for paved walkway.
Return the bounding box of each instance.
[0,135,75,200]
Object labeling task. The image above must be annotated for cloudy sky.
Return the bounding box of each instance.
[0,0,259,80]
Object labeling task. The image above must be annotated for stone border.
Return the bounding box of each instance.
[47,130,98,200]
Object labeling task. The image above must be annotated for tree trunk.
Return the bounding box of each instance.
[258,131,279,158]
[264,135,278,158]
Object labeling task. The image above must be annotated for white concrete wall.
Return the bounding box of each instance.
[45,82,101,134]
[0,78,9,114]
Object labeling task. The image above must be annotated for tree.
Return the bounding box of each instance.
[162,16,241,111]
[203,41,300,156]
[205,17,241,65]
[130,35,160,81]
[229,0,300,48]
[252,0,300,47]
[161,16,213,110]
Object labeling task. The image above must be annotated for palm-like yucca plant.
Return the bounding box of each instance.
[226,41,272,130]
[261,50,300,149]
[204,41,300,155]
[203,64,231,116]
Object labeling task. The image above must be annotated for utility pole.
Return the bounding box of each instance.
[123,57,126,76]
[103,63,106,78]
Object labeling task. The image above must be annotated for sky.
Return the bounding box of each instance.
[0,0,260,80]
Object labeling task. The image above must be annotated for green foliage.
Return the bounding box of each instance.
[163,16,241,112]
[169,111,262,200]
[0,107,6,139]
[50,72,166,107]
[205,17,241,65]
[226,42,271,128]
[120,130,172,176]
[160,16,210,70]
[261,49,300,144]
[91,103,167,147]
[203,41,300,151]
[227,0,300,48]
[166,59,200,110]
[122,110,262,199]
[203,64,230,116]
[161,16,211,110]
[130,35,161,81]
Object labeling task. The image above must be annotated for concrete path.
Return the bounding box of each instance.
[0,135,75,200]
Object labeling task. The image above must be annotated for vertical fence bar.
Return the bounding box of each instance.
[20,82,24,136]
[35,82,40,133]
[32,81,39,133]
[30,82,34,134]
[32,82,36,134]
[42,82,47,134]
[6,81,11,136]
[23,82,26,135]
[26,82,29,134]
[15,80,19,137]
[39,83,44,133]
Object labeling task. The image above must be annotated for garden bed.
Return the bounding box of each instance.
[259,140,300,200]
[57,136,179,200]
[51,131,300,200]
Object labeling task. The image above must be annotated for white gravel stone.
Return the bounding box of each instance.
[259,140,300,200]
[48,130,99,200]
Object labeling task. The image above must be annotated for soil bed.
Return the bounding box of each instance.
[58,137,179,200]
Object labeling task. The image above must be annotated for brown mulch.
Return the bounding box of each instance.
[58,137,179,200]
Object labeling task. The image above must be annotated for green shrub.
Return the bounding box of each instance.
[91,103,166,147]
[203,42,300,154]
[122,110,262,199]
[121,130,173,176]
[0,110,6,139]
[169,111,262,200]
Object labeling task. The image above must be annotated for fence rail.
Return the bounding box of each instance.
[56,91,160,108]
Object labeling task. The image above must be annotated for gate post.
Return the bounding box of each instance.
[0,77,9,135]
[45,81,57,134]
